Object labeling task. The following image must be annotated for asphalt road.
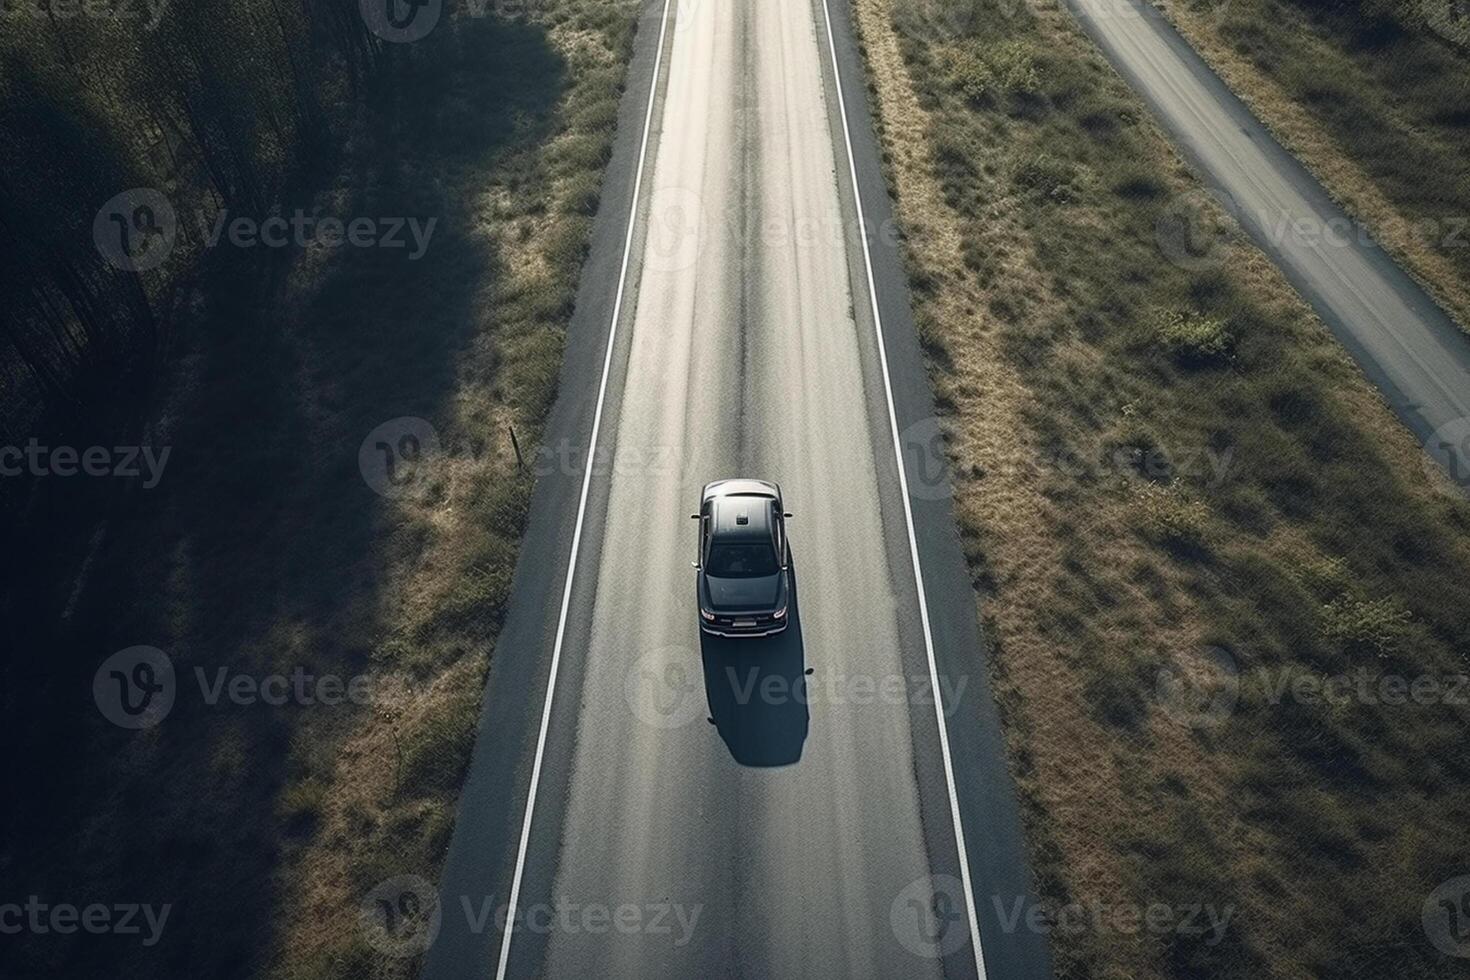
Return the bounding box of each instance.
[419,0,1052,977]
[1066,0,1470,479]
[538,0,963,971]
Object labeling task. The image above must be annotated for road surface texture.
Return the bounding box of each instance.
[1066,0,1470,476]
[420,0,1052,978]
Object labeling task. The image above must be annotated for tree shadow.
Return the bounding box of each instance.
[0,15,565,980]
[699,566,809,767]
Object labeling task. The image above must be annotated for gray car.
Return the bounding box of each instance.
[692,479,792,637]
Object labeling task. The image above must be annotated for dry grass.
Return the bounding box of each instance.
[1150,0,1470,333]
[855,0,1470,976]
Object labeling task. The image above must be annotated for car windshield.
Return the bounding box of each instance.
[705,541,779,578]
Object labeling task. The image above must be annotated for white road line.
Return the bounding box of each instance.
[816,1,990,978]
[493,0,673,976]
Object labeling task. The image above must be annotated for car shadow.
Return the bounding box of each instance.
[699,566,809,767]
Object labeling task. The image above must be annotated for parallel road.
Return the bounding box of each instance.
[1067,0,1470,477]
[421,0,1052,977]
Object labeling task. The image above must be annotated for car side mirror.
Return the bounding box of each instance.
[783,512,793,518]
[691,560,700,569]
[690,513,700,520]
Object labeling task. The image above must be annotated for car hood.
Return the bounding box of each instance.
[704,572,784,612]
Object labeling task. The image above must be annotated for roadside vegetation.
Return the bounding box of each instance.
[0,2,636,978]
[1151,0,1470,330]
[856,0,1470,975]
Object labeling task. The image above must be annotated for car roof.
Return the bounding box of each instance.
[710,495,775,542]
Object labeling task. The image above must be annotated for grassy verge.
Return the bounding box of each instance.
[1149,0,1470,331]
[855,0,1470,976]
[0,4,636,979]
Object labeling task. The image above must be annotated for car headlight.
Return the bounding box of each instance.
[700,607,716,621]
[771,605,787,619]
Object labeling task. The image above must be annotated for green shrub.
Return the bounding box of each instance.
[944,41,1042,103]
[563,169,602,215]
[945,47,995,103]
[1152,308,1233,366]
[988,40,1042,95]
[278,779,326,835]
[1320,595,1412,654]
[1012,152,1075,200]
[1135,482,1212,552]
